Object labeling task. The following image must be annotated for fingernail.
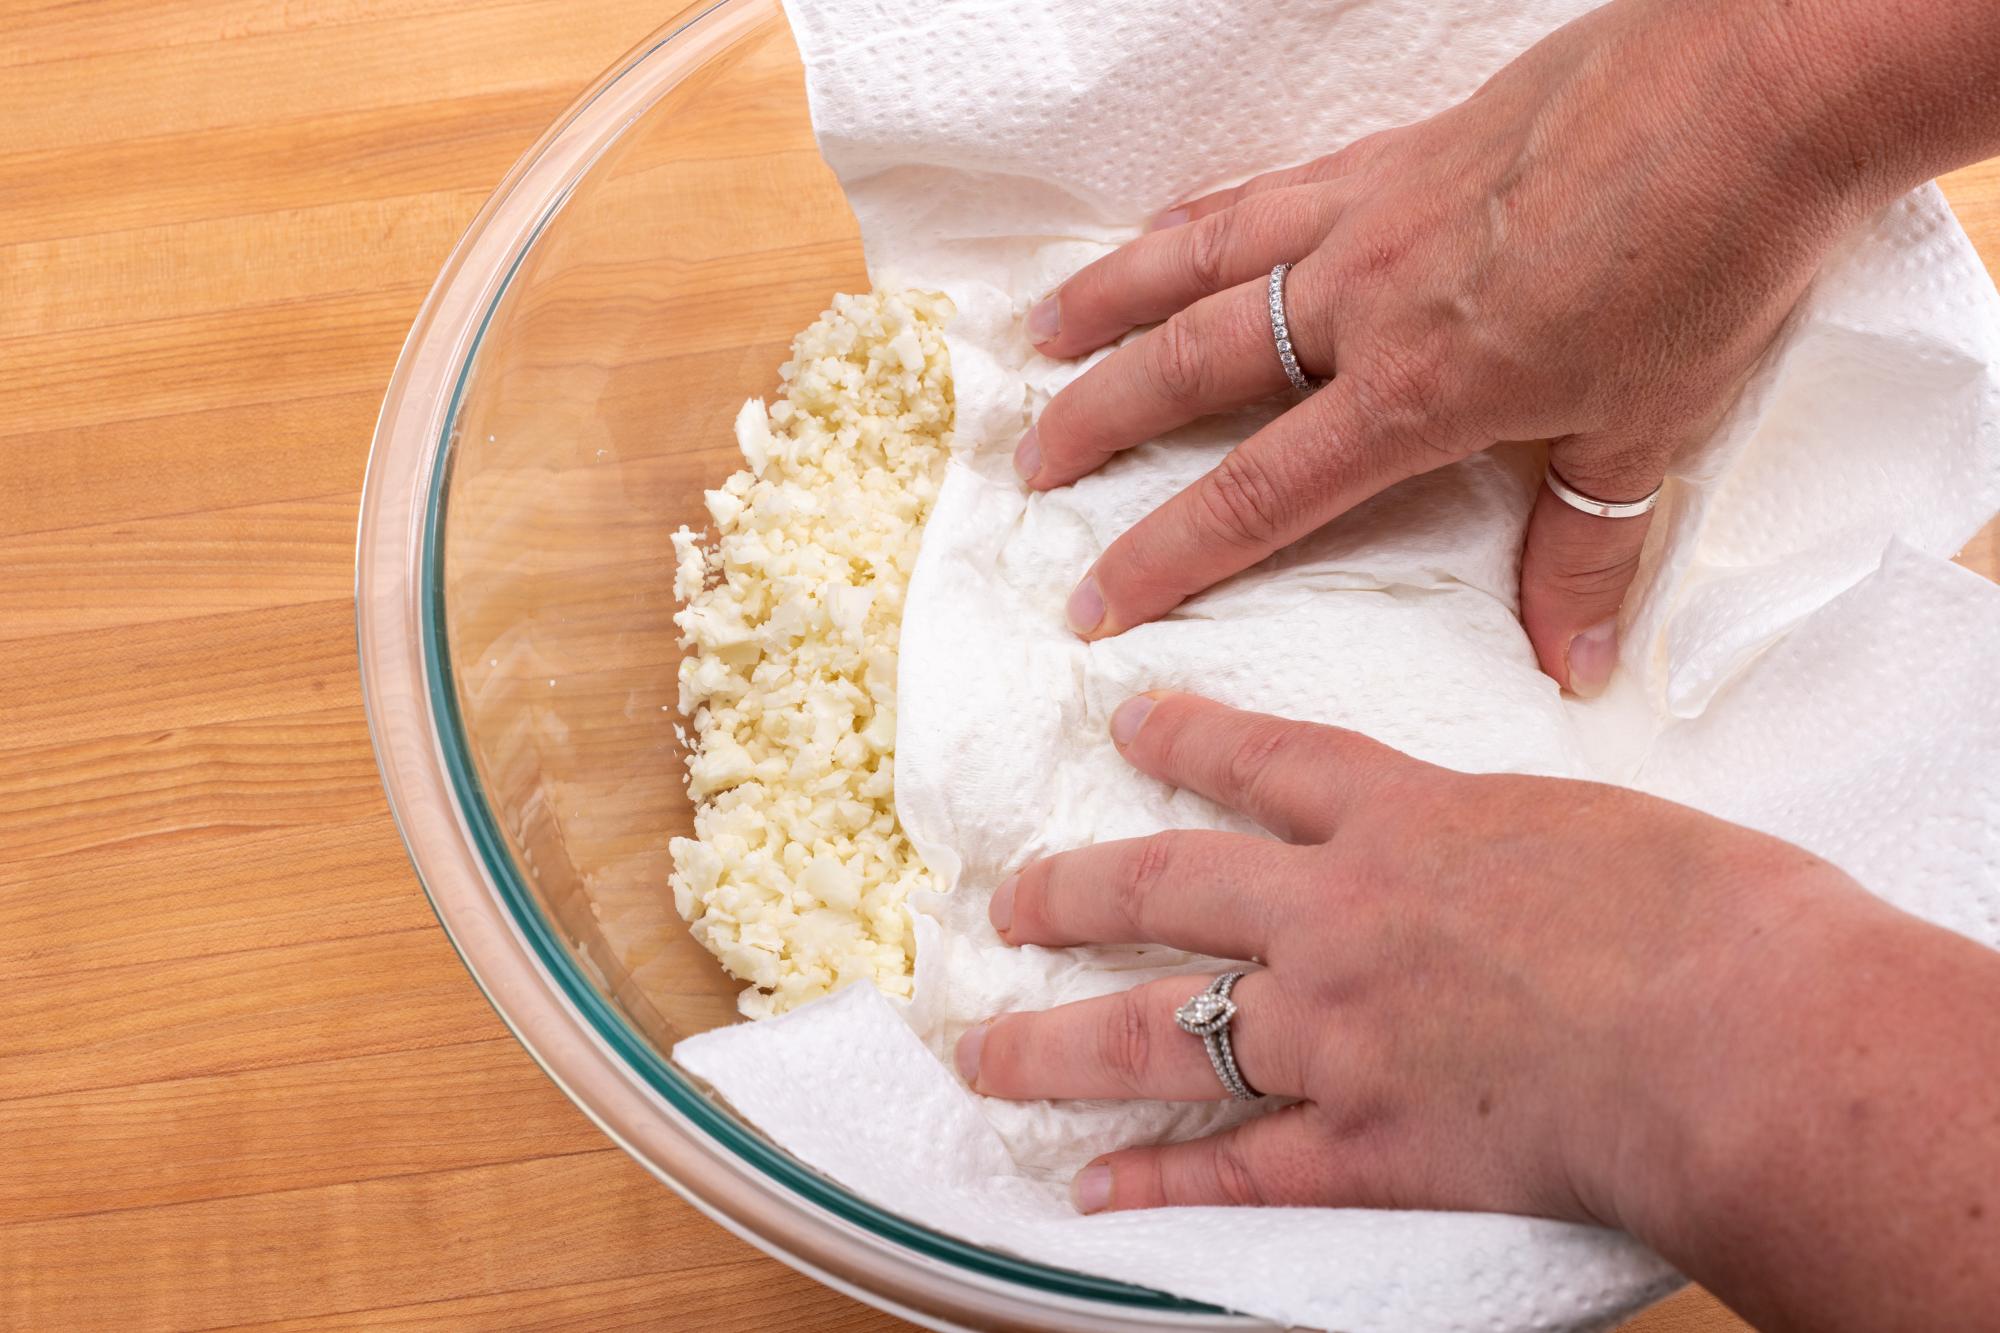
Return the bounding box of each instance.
[1027,295,1061,345]
[1066,575,1105,635]
[955,1022,990,1087]
[1013,427,1042,484]
[1071,1164,1114,1214]
[1110,695,1156,747]
[1147,207,1190,232]
[990,874,1018,934]
[1566,618,1619,699]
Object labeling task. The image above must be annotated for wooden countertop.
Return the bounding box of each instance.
[3,3,1995,1329]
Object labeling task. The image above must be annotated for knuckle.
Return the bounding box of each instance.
[1319,132,1387,179]
[1195,448,1288,551]
[1094,525,1185,614]
[977,1016,1025,1089]
[1053,258,1102,314]
[1331,216,1423,302]
[1033,395,1109,481]
[1010,863,1051,935]
[1307,149,1352,182]
[1181,213,1234,292]
[1239,169,1289,200]
[1368,338,1447,414]
[1085,547,1151,613]
[1125,1157,1170,1210]
[1351,229,1408,279]
[1536,545,1642,601]
[1145,314,1212,411]
[1101,991,1156,1095]
[1356,338,1458,462]
[1210,1137,1269,1207]
[1115,835,1179,936]
[1225,720,1304,809]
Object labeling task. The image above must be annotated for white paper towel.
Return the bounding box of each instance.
[675,1,2000,1328]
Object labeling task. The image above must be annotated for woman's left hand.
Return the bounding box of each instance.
[952,689,1880,1228]
[1012,0,1955,696]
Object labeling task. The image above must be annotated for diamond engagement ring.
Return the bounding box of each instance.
[1175,972,1261,1101]
[1267,263,1321,395]
[1545,467,1662,520]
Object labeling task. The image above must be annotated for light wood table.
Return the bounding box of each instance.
[2,3,1994,1329]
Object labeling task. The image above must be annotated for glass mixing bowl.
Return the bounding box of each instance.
[355,3,1262,1327]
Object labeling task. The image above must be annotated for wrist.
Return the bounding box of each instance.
[1579,852,1873,1250]
[1565,0,2000,252]
[1609,883,2000,1330]
[1704,0,2000,212]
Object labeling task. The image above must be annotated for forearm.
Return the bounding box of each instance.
[1630,895,2000,1331]
[1538,0,2000,259]
[1462,0,2000,359]
[1549,5,2000,1315]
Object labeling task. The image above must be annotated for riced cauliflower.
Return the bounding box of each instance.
[668,289,953,1019]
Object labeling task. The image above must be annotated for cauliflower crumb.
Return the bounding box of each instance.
[669,288,954,1019]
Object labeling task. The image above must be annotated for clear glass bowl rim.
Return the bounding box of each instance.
[354,2,1262,1326]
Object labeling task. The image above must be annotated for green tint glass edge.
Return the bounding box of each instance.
[411,1,1213,1311]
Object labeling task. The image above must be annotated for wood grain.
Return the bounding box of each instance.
[0,2,1994,1330]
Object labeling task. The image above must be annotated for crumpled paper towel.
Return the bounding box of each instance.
[675,0,2000,1327]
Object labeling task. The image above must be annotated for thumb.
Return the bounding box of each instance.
[1520,437,1663,698]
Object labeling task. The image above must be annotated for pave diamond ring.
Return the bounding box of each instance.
[1175,972,1262,1101]
[1267,263,1322,395]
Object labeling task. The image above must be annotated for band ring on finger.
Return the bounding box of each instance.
[1174,972,1264,1100]
[1545,466,1662,519]
[1267,263,1325,396]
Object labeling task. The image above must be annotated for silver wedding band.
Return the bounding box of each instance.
[1267,264,1322,395]
[1174,972,1262,1101]
[1545,467,1662,520]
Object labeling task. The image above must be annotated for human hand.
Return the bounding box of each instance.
[1018,0,1914,695]
[954,690,2000,1328]
[952,690,1883,1232]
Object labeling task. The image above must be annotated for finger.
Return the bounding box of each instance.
[1032,185,1345,360]
[1171,164,1326,223]
[962,971,1300,1102]
[1105,692,1407,844]
[1520,437,1664,698]
[1168,152,1361,223]
[1067,359,1465,640]
[995,829,1307,956]
[1024,275,1322,490]
[1164,137,1386,225]
[1072,1103,1360,1210]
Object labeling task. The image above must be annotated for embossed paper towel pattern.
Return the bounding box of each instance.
[676,1,2000,1328]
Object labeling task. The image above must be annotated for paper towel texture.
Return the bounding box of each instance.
[676,1,2000,1328]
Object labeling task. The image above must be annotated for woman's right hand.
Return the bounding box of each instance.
[1018,0,2000,694]
[961,692,2000,1333]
